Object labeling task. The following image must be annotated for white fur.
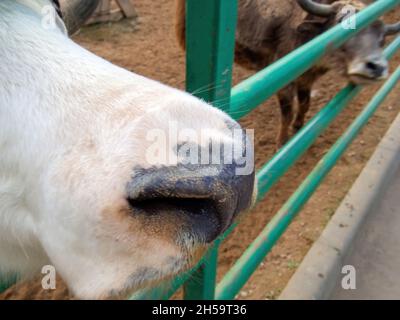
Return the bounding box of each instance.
[0,0,248,298]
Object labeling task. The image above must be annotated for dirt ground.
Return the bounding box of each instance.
[2,0,400,300]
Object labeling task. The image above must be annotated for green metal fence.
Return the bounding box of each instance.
[1,0,399,299]
[132,0,400,300]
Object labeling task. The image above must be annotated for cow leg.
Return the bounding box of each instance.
[293,69,326,132]
[293,81,312,132]
[277,85,295,148]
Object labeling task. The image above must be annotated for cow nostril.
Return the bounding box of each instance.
[366,61,385,76]
[127,196,224,243]
[127,163,255,244]
[127,196,215,217]
[366,62,378,71]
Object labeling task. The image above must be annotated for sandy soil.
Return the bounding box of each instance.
[2,0,399,300]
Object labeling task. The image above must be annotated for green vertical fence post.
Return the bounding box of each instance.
[183,0,238,299]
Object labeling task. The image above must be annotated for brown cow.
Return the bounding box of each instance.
[176,0,400,146]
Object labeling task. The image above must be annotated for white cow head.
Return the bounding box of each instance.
[0,0,257,299]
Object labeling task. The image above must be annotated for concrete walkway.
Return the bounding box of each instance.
[331,166,400,299]
[280,111,400,300]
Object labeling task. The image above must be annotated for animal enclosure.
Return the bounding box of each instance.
[1,0,400,300]
[133,0,400,300]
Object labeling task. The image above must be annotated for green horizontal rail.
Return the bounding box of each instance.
[215,65,400,301]
[133,35,400,300]
[130,1,400,299]
[229,0,400,119]
[137,38,400,302]
[130,0,400,296]
[257,34,400,201]
[256,85,359,201]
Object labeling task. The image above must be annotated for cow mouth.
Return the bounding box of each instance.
[348,73,385,85]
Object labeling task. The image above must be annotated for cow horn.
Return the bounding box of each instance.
[60,0,101,35]
[297,0,336,17]
[385,22,400,36]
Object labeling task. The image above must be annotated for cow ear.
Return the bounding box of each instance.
[296,20,328,42]
[297,20,326,34]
